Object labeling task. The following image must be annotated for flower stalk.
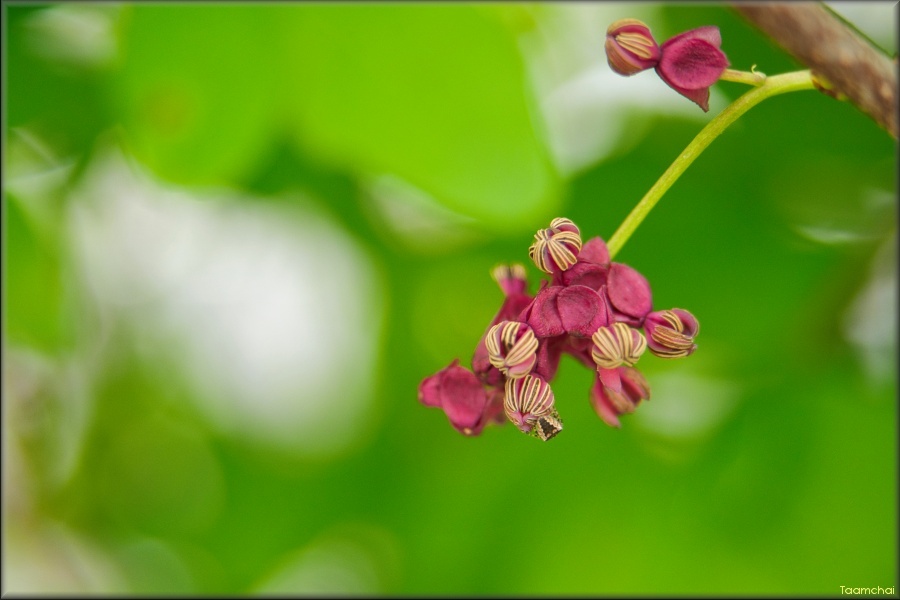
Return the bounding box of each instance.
[606,69,817,260]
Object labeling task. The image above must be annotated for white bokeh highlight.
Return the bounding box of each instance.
[518,4,725,176]
[68,149,385,456]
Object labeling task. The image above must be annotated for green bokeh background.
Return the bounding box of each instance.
[3,2,897,595]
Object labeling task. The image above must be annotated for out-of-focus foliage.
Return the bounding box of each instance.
[3,2,896,595]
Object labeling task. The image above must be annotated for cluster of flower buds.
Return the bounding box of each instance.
[418,218,700,441]
[605,18,729,112]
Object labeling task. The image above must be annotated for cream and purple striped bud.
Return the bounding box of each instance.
[491,263,528,297]
[485,321,539,380]
[606,18,661,76]
[528,217,583,275]
[643,308,699,358]
[504,374,555,433]
[591,322,647,369]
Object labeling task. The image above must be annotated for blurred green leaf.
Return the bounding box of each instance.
[4,194,67,351]
[278,5,560,229]
[112,5,276,185]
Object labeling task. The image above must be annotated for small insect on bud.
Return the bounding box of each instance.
[485,321,539,379]
[531,410,563,442]
[605,18,661,76]
[528,217,583,275]
[591,322,647,369]
[643,309,699,358]
[504,374,555,433]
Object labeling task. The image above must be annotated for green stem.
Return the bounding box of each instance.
[606,69,816,260]
[719,68,767,86]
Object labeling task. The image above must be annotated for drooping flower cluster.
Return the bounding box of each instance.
[605,18,730,112]
[418,218,700,441]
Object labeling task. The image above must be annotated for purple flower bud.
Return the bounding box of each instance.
[656,26,729,112]
[473,264,535,386]
[643,308,699,358]
[485,321,539,379]
[589,366,650,428]
[523,284,610,338]
[606,18,661,76]
[528,218,583,275]
[591,322,647,369]
[604,262,653,326]
[418,360,491,436]
[491,263,528,297]
[504,374,556,433]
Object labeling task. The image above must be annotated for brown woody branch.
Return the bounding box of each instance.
[733,2,898,138]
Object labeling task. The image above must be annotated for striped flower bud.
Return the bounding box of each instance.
[491,263,528,297]
[485,321,539,379]
[528,217,583,275]
[643,309,699,358]
[591,322,647,369]
[504,374,555,433]
[606,18,661,76]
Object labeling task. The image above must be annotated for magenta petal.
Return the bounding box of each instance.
[620,366,651,402]
[589,377,621,428]
[597,366,622,393]
[607,263,652,320]
[533,336,564,381]
[418,362,452,408]
[661,25,722,50]
[419,360,490,435]
[671,309,699,336]
[523,286,566,338]
[483,387,507,426]
[554,261,609,290]
[658,37,729,90]
[557,285,610,337]
[496,293,535,325]
[579,237,611,266]
[439,366,490,435]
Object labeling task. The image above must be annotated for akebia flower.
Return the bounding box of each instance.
[591,322,647,369]
[485,321,539,379]
[656,26,729,112]
[643,308,700,358]
[605,20,730,112]
[418,217,700,441]
[528,217,583,274]
[590,366,651,428]
[418,360,493,436]
[504,374,556,433]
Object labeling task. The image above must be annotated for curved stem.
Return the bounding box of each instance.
[606,69,816,260]
[719,68,767,86]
